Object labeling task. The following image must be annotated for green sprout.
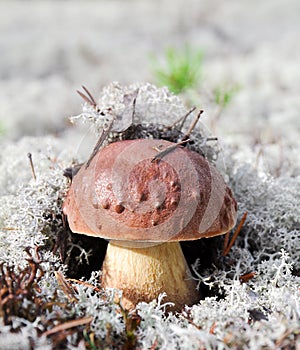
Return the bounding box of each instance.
[214,83,240,109]
[211,83,240,128]
[151,46,203,94]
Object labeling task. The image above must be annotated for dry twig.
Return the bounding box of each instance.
[223,212,248,256]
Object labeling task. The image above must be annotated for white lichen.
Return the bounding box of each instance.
[0,84,299,349]
[70,82,191,138]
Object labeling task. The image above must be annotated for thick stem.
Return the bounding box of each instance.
[101,241,199,311]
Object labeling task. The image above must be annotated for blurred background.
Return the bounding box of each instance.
[0,0,299,175]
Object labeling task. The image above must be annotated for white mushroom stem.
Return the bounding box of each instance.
[101,241,199,311]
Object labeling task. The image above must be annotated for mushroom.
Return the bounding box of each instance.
[63,139,237,311]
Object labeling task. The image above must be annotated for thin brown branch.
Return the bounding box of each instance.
[55,271,77,302]
[223,231,230,256]
[27,153,36,181]
[76,89,96,107]
[151,139,190,163]
[239,272,257,283]
[182,109,203,140]
[81,85,97,107]
[76,85,99,110]
[85,117,115,169]
[41,317,93,337]
[223,211,248,256]
[164,106,197,131]
[66,278,102,294]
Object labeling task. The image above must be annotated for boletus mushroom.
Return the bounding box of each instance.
[63,139,237,311]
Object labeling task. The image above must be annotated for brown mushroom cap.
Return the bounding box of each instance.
[63,139,237,242]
